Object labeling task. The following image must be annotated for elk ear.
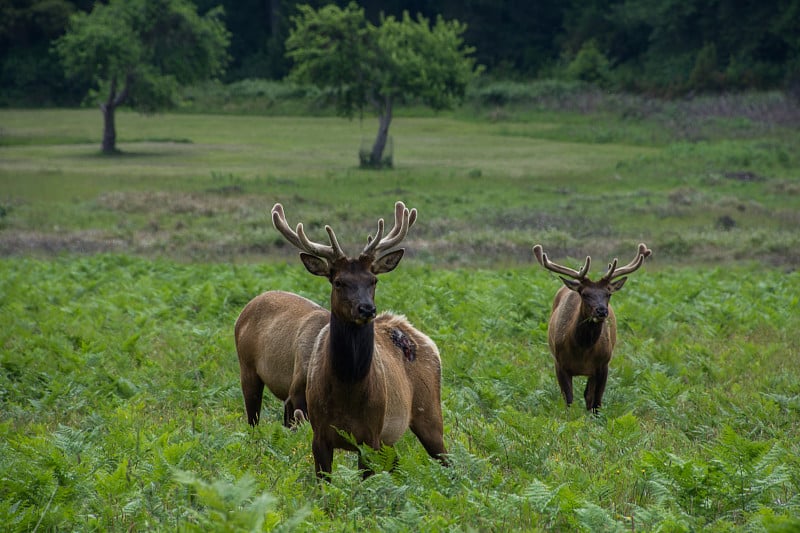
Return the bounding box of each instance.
[372,249,404,274]
[609,277,627,293]
[300,253,330,277]
[560,276,582,292]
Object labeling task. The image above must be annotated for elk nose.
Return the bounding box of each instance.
[357,303,376,320]
[595,307,608,319]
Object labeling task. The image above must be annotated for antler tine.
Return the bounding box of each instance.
[271,203,305,250]
[296,223,346,260]
[385,201,417,241]
[361,201,415,259]
[362,218,386,255]
[602,258,619,279]
[271,203,346,261]
[532,244,591,280]
[601,243,652,281]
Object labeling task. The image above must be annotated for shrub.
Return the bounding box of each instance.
[565,40,611,87]
[688,43,724,92]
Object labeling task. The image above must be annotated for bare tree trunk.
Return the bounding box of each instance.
[99,74,131,154]
[369,96,393,167]
[100,102,116,154]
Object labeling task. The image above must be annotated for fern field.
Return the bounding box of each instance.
[2,255,799,531]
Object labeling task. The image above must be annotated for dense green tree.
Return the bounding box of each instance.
[0,0,94,105]
[5,0,800,106]
[54,0,230,153]
[569,0,800,92]
[286,2,479,167]
[193,0,291,79]
[439,0,564,77]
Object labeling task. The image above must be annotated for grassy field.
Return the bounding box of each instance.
[1,101,800,531]
[2,106,798,267]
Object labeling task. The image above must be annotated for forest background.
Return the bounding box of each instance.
[3,0,800,106]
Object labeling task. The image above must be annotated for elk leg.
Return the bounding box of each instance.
[358,455,376,479]
[312,437,334,480]
[286,373,308,427]
[411,418,449,466]
[357,435,384,479]
[584,365,608,413]
[283,392,307,427]
[240,369,264,426]
[555,365,574,406]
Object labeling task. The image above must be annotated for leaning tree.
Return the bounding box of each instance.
[55,0,229,154]
[285,2,479,168]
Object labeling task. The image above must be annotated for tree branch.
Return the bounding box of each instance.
[102,75,118,111]
[112,72,133,108]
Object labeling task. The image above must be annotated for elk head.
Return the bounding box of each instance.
[533,243,652,323]
[271,202,417,325]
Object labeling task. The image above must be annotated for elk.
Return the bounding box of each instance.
[236,201,447,478]
[532,243,651,412]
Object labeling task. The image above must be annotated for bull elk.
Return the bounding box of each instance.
[235,201,447,478]
[532,243,651,412]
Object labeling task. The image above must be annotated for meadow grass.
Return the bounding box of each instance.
[2,108,798,267]
[1,102,800,531]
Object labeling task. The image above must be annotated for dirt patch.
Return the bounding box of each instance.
[0,230,128,255]
[2,190,798,271]
[723,171,766,182]
[97,191,252,216]
[1,227,797,270]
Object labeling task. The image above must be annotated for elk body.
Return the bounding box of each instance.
[236,201,447,478]
[532,243,651,412]
[235,290,327,426]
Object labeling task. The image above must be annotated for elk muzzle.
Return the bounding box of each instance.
[592,305,609,323]
[356,302,377,324]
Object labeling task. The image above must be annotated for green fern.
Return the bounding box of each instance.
[174,470,306,532]
[575,503,624,532]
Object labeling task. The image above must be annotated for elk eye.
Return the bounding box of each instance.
[333,280,343,289]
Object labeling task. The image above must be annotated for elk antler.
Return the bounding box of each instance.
[271,203,346,261]
[600,243,652,282]
[532,244,591,280]
[360,201,417,260]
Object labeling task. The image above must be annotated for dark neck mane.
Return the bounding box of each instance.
[329,314,375,383]
[575,308,604,348]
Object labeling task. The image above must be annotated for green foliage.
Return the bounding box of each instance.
[0,0,83,106]
[688,43,723,92]
[565,40,611,87]
[468,79,593,107]
[285,3,372,119]
[53,0,230,151]
[174,470,307,531]
[285,2,479,166]
[5,0,800,108]
[1,255,799,530]
[180,79,323,115]
[51,0,231,153]
[286,3,477,117]
[374,12,479,110]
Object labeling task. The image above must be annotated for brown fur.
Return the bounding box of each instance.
[547,284,618,411]
[534,243,651,412]
[306,312,447,477]
[234,290,328,426]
